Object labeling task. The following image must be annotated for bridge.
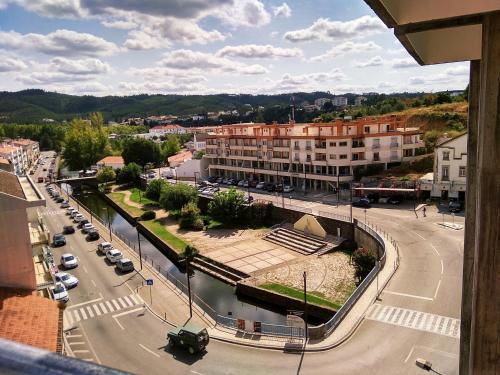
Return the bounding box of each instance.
[55,176,98,188]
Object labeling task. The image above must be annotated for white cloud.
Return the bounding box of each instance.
[126,67,207,83]
[73,81,109,93]
[273,3,291,18]
[0,55,28,72]
[101,19,137,29]
[284,15,386,43]
[160,49,268,75]
[216,44,302,59]
[16,71,91,85]
[216,0,271,27]
[355,56,384,68]
[14,0,83,18]
[117,81,214,95]
[391,58,419,69]
[264,69,346,92]
[444,65,469,76]
[310,41,381,62]
[49,57,110,75]
[155,18,226,45]
[0,29,120,57]
[123,30,166,50]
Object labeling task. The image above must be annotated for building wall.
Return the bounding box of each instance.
[432,134,467,198]
[175,158,209,180]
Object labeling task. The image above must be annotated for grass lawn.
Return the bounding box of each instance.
[129,188,158,207]
[141,219,188,254]
[259,283,342,310]
[107,192,144,218]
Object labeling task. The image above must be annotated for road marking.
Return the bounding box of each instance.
[434,279,442,299]
[117,297,128,308]
[78,318,101,365]
[82,266,88,274]
[68,297,103,309]
[105,300,114,312]
[430,243,441,256]
[123,296,134,307]
[99,302,108,314]
[366,303,460,339]
[65,334,82,339]
[441,260,444,275]
[92,304,101,316]
[138,344,160,358]
[79,308,88,320]
[191,371,205,375]
[112,306,144,319]
[64,311,74,326]
[73,310,81,322]
[72,350,90,354]
[68,342,85,345]
[382,290,434,301]
[91,279,97,287]
[111,299,121,310]
[411,231,426,240]
[404,346,415,363]
[113,316,125,330]
[129,294,140,305]
[86,306,94,318]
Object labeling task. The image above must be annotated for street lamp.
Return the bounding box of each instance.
[102,207,112,242]
[136,228,143,270]
[303,271,308,340]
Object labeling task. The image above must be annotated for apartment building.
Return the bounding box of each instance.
[0,139,40,175]
[205,115,424,191]
[314,98,332,108]
[332,96,348,107]
[354,96,367,106]
[149,124,186,136]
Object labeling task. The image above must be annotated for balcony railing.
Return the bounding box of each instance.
[352,143,365,148]
[390,142,399,148]
[293,146,300,150]
[372,144,380,150]
[305,146,312,151]
[315,144,327,149]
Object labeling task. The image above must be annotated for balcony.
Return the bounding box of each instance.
[293,157,300,162]
[293,145,300,150]
[352,143,365,148]
[390,142,399,148]
[305,145,312,151]
[315,144,327,149]
[372,144,380,150]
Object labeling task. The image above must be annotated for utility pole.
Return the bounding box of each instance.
[350,184,353,223]
[187,257,193,318]
[337,172,340,207]
[137,229,143,270]
[303,271,308,340]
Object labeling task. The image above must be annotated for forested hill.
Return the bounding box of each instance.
[0,89,425,124]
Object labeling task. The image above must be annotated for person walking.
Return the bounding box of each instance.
[423,206,427,217]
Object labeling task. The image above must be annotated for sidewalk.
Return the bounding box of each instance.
[62,186,399,352]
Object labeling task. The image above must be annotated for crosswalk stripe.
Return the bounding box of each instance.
[86,306,94,318]
[112,299,121,311]
[73,310,81,322]
[105,300,114,312]
[129,294,140,305]
[117,297,128,309]
[79,308,87,320]
[99,302,108,314]
[92,304,101,316]
[366,303,460,339]
[122,296,134,307]
[65,311,74,326]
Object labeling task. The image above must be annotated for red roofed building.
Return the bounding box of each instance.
[96,156,125,170]
[149,124,186,136]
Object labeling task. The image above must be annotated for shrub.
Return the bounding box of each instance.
[208,188,246,226]
[159,182,198,211]
[248,201,273,227]
[96,166,116,184]
[352,247,377,279]
[145,178,167,201]
[179,202,202,230]
[140,210,156,221]
[117,162,141,186]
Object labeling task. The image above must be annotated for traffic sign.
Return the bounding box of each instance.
[146,279,153,286]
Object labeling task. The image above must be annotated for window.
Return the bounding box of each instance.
[442,166,449,181]
[329,142,336,147]
[339,154,347,159]
[306,155,311,162]
[373,152,380,161]
[443,151,450,160]
[329,154,336,160]
[364,126,370,134]
[339,141,347,147]
[459,166,466,177]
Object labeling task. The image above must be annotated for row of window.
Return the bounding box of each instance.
[441,166,467,180]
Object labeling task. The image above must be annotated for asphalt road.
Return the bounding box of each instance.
[34,152,463,375]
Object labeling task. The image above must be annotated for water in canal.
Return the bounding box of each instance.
[72,189,288,325]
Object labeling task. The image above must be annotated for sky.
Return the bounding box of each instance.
[0,0,470,97]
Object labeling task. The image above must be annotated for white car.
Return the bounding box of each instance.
[106,249,123,263]
[97,241,113,254]
[51,282,69,303]
[54,272,79,289]
[283,185,294,193]
[256,181,266,189]
[81,223,95,233]
[70,210,79,218]
[61,253,78,269]
[73,214,85,223]
[67,207,76,215]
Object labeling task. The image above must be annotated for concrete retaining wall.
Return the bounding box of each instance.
[99,191,139,223]
[354,223,384,260]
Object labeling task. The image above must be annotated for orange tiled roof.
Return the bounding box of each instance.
[97,156,124,164]
[167,150,192,163]
[0,170,25,199]
[0,288,62,353]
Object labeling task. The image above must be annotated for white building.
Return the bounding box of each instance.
[149,124,187,136]
[193,133,207,151]
[332,96,348,107]
[355,96,368,106]
[314,98,332,108]
[205,115,424,191]
[420,133,467,200]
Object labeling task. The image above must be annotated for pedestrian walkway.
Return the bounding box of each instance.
[366,303,461,339]
[64,294,143,325]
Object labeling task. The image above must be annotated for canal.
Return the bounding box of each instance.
[71,188,289,325]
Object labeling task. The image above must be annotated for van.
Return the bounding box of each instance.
[116,258,134,273]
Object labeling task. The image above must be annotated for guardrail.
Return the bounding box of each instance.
[216,315,304,337]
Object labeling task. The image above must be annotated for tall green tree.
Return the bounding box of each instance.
[161,135,181,160]
[208,188,246,225]
[159,183,198,211]
[122,138,161,167]
[116,163,142,186]
[96,167,116,184]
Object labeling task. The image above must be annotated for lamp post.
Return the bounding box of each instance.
[303,271,308,340]
[137,228,143,270]
[102,207,112,242]
[350,183,353,223]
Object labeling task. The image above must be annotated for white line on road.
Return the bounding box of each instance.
[123,296,134,307]
[117,297,128,308]
[404,346,415,363]
[191,371,205,375]
[79,321,101,365]
[105,300,114,312]
[382,290,434,301]
[112,307,145,330]
[434,279,442,299]
[99,302,108,314]
[82,266,88,274]
[91,279,96,287]
[68,342,85,345]
[111,299,120,311]
[411,231,426,240]
[138,344,160,358]
[430,243,441,256]
[441,260,444,275]
[72,350,90,354]
[92,304,101,316]
[67,297,103,310]
[79,308,88,320]
[65,334,82,339]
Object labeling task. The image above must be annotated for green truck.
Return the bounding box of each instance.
[167,323,209,354]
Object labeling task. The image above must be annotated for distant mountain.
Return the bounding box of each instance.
[0,89,432,124]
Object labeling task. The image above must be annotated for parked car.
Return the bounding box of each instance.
[378,196,390,204]
[207,176,217,183]
[74,214,85,223]
[81,223,95,234]
[449,200,463,213]
[77,219,90,228]
[167,323,209,355]
[388,195,403,205]
[352,198,371,208]
[367,193,380,203]
[38,177,45,183]
[54,272,79,289]
[51,282,69,303]
[55,197,65,204]
[66,208,76,216]
[52,233,66,247]
[87,228,100,241]
[215,177,223,184]
[60,201,70,208]
[63,225,75,234]
[222,178,230,184]
[237,180,245,187]
[275,184,283,192]
[98,242,113,254]
[116,258,134,273]
[283,185,294,193]
[70,210,79,219]
[256,181,266,189]
[243,180,249,188]
[249,180,258,188]
[264,183,275,192]
[61,253,78,269]
[106,249,123,263]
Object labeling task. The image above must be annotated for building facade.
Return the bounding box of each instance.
[96,156,125,170]
[0,139,40,175]
[149,124,187,136]
[205,115,424,191]
[332,96,348,107]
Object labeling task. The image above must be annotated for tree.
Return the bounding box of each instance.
[159,183,198,211]
[145,178,167,201]
[117,162,141,185]
[122,138,161,168]
[193,150,205,159]
[208,188,246,225]
[352,247,377,279]
[62,117,111,170]
[433,92,452,105]
[96,167,116,184]
[161,135,181,159]
[322,101,334,112]
[179,202,203,230]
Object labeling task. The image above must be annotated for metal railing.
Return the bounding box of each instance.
[216,315,304,337]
